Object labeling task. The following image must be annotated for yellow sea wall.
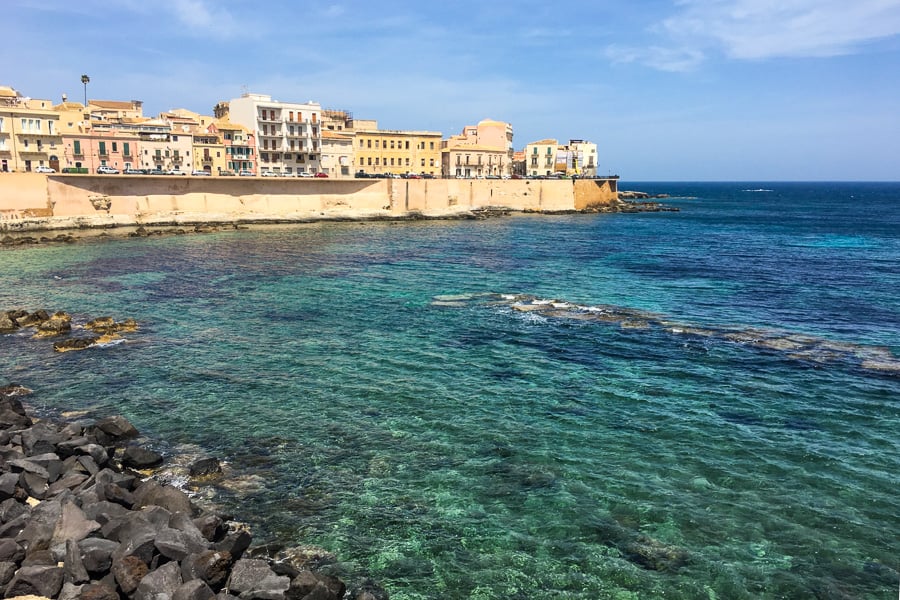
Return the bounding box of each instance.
[0,174,619,232]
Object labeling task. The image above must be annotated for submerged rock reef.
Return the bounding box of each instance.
[0,384,386,600]
[432,293,900,375]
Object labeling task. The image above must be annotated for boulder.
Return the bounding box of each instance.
[79,581,120,600]
[88,415,140,446]
[133,479,195,515]
[64,538,91,584]
[135,560,183,600]
[78,537,121,575]
[122,445,165,469]
[0,313,17,333]
[189,457,223,478]
[53,336,100,352]
[112,553,150,595]
[35,311,72,336]
[286,570,346,600]
[175,578,216,600]
[15,309,49,327]
[4,564,65,598]
[226,558,290,599]
[0,561,16,587]
[181,550,233,590]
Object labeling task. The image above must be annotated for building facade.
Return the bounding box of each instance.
[441,119,514,178]
[227,93,322,175]
[215,120,256,175]
[354,123,442,177]
[56,102,142,173]
[0,87,63,173]
[320,130,354,178]
[524,139,559,177]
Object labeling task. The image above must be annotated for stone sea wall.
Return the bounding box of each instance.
[0,174,620,233]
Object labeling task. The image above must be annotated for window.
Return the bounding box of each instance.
[390,158,394,166]
[390,141,394,149]
[421,158,425,167]
[429,142,434,150]
[367,157,372,165]
[311,114,317,124]
[173,136,178,141]
[429,159,435,167]
[99,142,107,155]
[112,142,118,152]
[359,139,364,148]
[73,140,81,155]
[367,139,371,148]
[289,111,294,121]
[123,143,130,156]
[375,140,379,148]
[269,110,275,120]
[405,141,409,149]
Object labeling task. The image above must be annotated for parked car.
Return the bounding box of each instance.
[219,171,236,176]
[123,168,144,175]
[191,170,211,176]
[261,170,278,177]
[147,168,166,175]
[298,172,314,178]
[355,171,370,178]
[238,170,254,177]
[279,172,295,177]
[166,169,186,176]
[314,172,328,178]
[96,166,119,174]
[34,165,56,173]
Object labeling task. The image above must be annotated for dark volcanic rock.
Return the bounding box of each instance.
[227,558,290,599]
[0,399,367,600]
[4,564,65,597]
[122,444,165,469]
[190,457,223,478]
[53,336,100,352]
[88,415,140,446]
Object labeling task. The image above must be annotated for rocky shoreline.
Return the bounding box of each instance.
[0,383,389,600]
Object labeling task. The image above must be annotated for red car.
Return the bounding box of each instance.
[314,172,328,178]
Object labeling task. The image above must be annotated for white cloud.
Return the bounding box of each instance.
[608,0,900,70]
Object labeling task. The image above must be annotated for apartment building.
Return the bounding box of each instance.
[226,93,322,175]
[56,101,141,173]
[524,139,559,177]
[441,119,514,178]
[0,86,63,173]
[215,120,256,174]
[354,121,442,177]
[562,139,598,177]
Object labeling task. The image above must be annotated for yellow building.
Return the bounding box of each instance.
[353,122,442,177]
[0,86,63,173]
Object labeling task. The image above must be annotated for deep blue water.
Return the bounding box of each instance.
[1,182,898,599]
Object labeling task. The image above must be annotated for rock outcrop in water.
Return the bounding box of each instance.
[1,310,138,353]
[0,385,379,600]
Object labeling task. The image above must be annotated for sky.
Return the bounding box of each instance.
[6,0,900,180]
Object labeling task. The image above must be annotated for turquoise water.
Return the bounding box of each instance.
[1,182,898,598]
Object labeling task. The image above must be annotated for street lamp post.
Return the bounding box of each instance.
[80,75,90,107]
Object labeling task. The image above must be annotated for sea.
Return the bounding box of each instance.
[1,181,898,599]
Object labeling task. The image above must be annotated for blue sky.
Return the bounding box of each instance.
[7,0,900,180]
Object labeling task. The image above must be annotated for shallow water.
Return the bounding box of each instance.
[2,182,898,598]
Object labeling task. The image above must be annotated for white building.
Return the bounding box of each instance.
[227,93,322,176]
